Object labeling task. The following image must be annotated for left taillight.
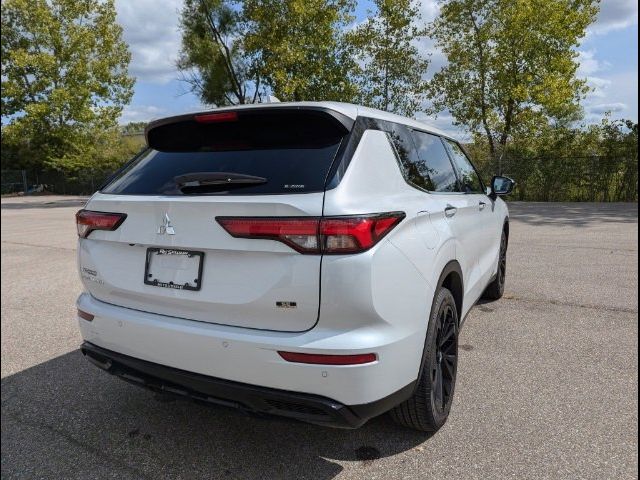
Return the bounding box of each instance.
[76,209,127,238]
[216,212,405,254]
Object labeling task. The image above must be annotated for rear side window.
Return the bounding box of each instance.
[444,139,484,193]
[409,131,459,192]
[102,110,350,195]
[384,123,431,191]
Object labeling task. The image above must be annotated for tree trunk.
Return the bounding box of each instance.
[496,99,515,175]
[469,12,496,171]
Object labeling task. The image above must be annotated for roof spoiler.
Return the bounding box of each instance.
[144,106,355,150]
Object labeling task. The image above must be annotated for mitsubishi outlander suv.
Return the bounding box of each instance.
[76,102,514,432]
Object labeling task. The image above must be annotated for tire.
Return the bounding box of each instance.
[390,287,459,432]
[482,230,508,301]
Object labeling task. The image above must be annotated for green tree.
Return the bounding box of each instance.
[428,0,599,168]
[178,0,359,104]
[1,0,134,172]
[349,0,430,116]
[466,115,638,202]
[243,0,358,102]
[178,0,261,105]
[121,121,148,136]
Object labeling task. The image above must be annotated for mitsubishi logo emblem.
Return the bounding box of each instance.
[157,213,175,235]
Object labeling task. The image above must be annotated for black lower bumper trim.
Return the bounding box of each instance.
[81,342,415,429]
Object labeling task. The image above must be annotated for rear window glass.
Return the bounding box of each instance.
[102,110,349,195]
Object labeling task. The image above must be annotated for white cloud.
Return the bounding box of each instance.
[589,102,628,114]
[415,111,469,139]
[587,77,613,99]
[115,0,183,84]
[576,47,637,122]
[417,0,440,23]
[120,99,212,124]
[582,70,638,122]
[577,49,610,76]
[577,49,614,103]
[589,0,638,34]
[119,105,166,124]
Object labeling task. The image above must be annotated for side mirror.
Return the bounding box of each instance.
[489,175,515,198]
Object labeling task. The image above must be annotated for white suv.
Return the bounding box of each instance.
[76,102,514,432]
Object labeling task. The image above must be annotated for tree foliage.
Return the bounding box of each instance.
[178,0,359,104]
[428,0,599,166]
[349,0,430,116]
[467,116,638,202]
[1,0,134,172]
[178,0,260,105]
[243,0,358,102]
[120,121,147,136]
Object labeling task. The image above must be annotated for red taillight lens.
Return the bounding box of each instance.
[216,212,404,254]
[194,111,238,123]
[319,215,404,253]
[278,351,377,365]
[76,210,127,238]
[216,217,320,253]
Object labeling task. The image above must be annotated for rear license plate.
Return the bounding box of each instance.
[144,248,204,291]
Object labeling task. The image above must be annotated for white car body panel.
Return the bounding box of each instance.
[79,192,324,332]
[76,101,509,413]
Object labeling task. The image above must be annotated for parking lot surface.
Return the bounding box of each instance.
[1,197,638,479]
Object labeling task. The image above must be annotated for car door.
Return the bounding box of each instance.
[408,131,476,299]
[443,139,501,296]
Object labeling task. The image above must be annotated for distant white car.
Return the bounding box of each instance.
[76,102,514,432]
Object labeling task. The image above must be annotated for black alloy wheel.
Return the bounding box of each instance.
[390,287,459,432]
[431,301,458,415]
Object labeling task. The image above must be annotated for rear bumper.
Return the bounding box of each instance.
[76,293,425,406]
[81,341,414,428]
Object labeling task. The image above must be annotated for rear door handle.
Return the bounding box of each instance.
[479,201,487,211]
[444,205,457,218]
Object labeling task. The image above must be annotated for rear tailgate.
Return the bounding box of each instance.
[78,108,352,332]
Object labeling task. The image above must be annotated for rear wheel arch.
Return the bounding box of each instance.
[436,260,464,322]
[391,269,461,432]
[503,218,510,245]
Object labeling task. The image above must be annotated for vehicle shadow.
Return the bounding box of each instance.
[507,201,638,227]
[1,350,430,479]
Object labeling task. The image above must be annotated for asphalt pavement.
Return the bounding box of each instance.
[1,197,638,479]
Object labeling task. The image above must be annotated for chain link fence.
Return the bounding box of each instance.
[1,169,114,196]
[0,170,29,195]
[478,155,638,202]
[3,155,638,201]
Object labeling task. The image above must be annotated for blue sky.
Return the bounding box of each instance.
[115,0,638,136]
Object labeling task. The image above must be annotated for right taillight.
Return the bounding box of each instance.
[216,212,405,254]
[76,210,127,238]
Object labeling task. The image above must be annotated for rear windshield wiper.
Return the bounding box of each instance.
[174,172,267,193]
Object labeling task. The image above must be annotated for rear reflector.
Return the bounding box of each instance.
[77,309,94,321]
[216,212,404,254]
[76,210,127,238]
[194,111,238,123]
[278,351,377,365]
